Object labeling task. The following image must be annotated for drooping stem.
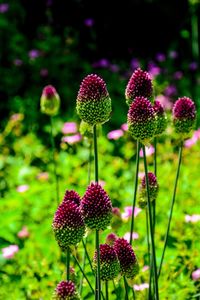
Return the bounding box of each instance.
[105,281,109,300]
[73,254,95,294]
[142,145,159,300]
[123,276,129,300]
[93,125,101,300]
[158,143,183,278]
[130,140,140,245]
[50,116,59,205]
[66,247,70,281]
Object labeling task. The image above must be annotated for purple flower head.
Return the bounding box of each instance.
[52,201,85,250]
[114,238,139,279]
[93,244,120,281]
[138,172,159,208]
[80,183,112,231]
[153,100,167,135]
[13,59,23,66]
[52,280,80,300]
[107,129,124,140]
[164,85,177,97]
[110,64,120,73]
[106,233,118,246]
[130,58,140,70]
[173,97,196,136]
[125,68,153,105]
[40,85,60,116]
[155,53,166,62]
[0,3,9,13]
[189,62,198,71]
[76,74,112,125]
[127,96,156,143]
[169,50,178,59]
[92,58,110,68]
[28,49,40,59]
[40,68,48,77]
[63,190,81,206]
[84,18,94,27]
[173,71,183,80]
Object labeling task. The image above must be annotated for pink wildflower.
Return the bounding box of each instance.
[134,283,149,291]
[17,185,29,193]
[62,134,82,144]
[62,122,77,134]
[17,226,29,238]
[123,232,139,241]
[139,145,154,157]
[121,206,141,221]
[2,245,19,259]
[185,214,200,223]
[121,123,128,131]
[107,129,124,140]
[192,269,200,281]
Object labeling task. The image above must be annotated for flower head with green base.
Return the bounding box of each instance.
[125,68,153,106]
[114,238,139,279]
[127,96,156,144]
[52,280,80,300]
[52,200,85,251]
[153,100,167,135]
[76,74,112,126]
[173,97,196,138]
[40,85,60,116]
[80,183,112,230]
[93,244,120,281]
[138,172,159,208]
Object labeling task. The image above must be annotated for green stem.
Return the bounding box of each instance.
[96,229,101,300]
[66,247,70,281]
[79,243,86,295]
[73,254,95,294]
[153,137,157,233]
[112,280,119,299]
[129,140,140,245]
[105,281,109,300]
[50,116,59,205]
[82,239,94,273]
[158,143,183,278]
[93,125,101,300]
[142,145,159,300]
[123,276,129,300]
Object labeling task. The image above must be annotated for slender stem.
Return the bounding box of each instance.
[66,247,70,281]
[50,116,59,205]
[142,145,159,300]
[93,125,101,300]
[88,140,92,184]
[79,244,86,295]
[112,280,119,299]
[123,276,129,300]
[132,287,136,300]
[93,125,99,183]
[73,254,95,294]
[130,140,140,245]
[96,229,101,300]
[82,239,94,273]
[153,137,157,233]
[105,281,109,300]
[158,143,183,278]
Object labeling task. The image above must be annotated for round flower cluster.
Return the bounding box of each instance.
[76,74,112,126]
[114,238,139,279]
[153,100,167,136]
[40,85,60,116]
[125,68,153,105]
[138,172,159,208]
[93,244,120,281]
[52,200,85,250]
[80,183,112,230]
[173,97,196,137]
[127,96,157,143]
[52,280,80,300]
